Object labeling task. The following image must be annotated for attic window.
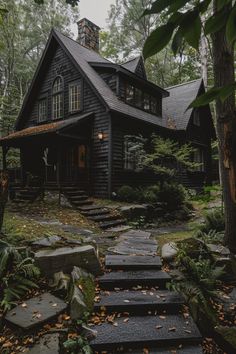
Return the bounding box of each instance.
[69,81,81,113]
[150,96,157,114]
[52,76,63,120]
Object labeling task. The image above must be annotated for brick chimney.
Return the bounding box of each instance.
[77,18,100,52]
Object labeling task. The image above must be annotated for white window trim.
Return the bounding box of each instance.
[69,81,81,113]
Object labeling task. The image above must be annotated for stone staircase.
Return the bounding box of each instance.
[10,187,42,204]
[62,187,127,231]
[89,230,203,353]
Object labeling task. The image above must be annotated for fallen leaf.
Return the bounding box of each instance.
[156,325,163,329]
[168,327,176,332]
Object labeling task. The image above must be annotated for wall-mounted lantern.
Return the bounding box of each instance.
[98,132,104,142]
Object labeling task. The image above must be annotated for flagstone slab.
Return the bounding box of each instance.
[35,245,102,276]
[5,293,67,330]
[105,255,162,270]
[94,290,184,313]
[98,270,170,289]
[120,345,203,353]
[90,314,202,351]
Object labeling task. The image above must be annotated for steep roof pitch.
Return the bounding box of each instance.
[122,56,147,79]
[16,29,168,130]
[162,79,203,130]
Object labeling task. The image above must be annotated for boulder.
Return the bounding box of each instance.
[161,242,178,261]
[35,245,102,277]
[119,204,149,220]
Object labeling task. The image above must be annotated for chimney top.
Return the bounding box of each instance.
[77,18,100,52]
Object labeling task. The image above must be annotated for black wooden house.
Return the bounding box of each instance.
[0,19,215,198]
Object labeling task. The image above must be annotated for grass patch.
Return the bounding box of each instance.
[156,230,193,253]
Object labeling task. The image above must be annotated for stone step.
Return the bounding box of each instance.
[98,270,171,290]
[81,209,109,217]
[78,205,105,212]
[114,345,203,353]
[65,190,86,196]
[89,214,120,222]
[106,225,132,233]
[94,290,184,314]
[89,314,202,351]
[105,255,162,270]
[5,293,67,330]
[72,200,93,206]
[68,195,88,201]
[99,219,126,230]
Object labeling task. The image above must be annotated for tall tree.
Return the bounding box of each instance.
[142,0,236,253]
[101,0,205,86]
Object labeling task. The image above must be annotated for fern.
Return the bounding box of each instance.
[0,239,40,312]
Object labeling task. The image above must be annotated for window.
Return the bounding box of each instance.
[69,81,81,113]
[135,88,143,108]
[193,110,200,126]
[150,96,157,114]
[193,148,204,171]
[124,136,139,170]
[144,93,150,111]
[126,84,134,104]
[38,98,47,122]
[52,76,63,120]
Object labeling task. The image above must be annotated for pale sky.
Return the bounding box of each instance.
[78,0,116,30]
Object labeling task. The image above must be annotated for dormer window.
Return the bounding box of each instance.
[69,80,81,113]
[38,98,47,122]
[52,76,63,120]
[126,84,134,104]
[150,96,157,114]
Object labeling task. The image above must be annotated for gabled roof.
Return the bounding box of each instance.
[16,29,169,130]
[122,57,141,72]
[162,79,203,130]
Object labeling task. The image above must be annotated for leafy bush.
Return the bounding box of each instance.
[0,240,40,311]
[200,209,225,233]
[116,185,140,202]
[142,185,160,203]
[158,182,186,210]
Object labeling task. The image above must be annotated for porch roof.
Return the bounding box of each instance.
[0,113,93,147]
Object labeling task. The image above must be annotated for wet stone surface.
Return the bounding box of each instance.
[28,333,60,353]
[5,293,67,330]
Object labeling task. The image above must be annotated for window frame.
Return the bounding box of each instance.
[193,110,201,126]
[38,97,48,123]
[52,75,64,120]
[193,147,205,172]
[123,136,139,171]
[68,79,82,114]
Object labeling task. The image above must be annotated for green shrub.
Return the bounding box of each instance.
[158,182,186,210]
[200,209,225,233]
[116,185,140,202]
[142,185,160,203]
[195,229,224,244]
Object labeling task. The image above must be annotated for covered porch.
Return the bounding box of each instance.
[0,113,93,192]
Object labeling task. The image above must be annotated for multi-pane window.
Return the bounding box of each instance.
[69,81,81,113]
[144,93,150,111]
[150,96,157,114]
[126,84,135,104]
[52,76,63,120]
[38,98,47,122]
[193,148,204,171]
[135,88,143,108]
[124,136,140,170]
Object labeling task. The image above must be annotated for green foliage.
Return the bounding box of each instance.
[34,0,80,5]
[63,336,92,354]
[195,229,224,245]
[116,185,140,203]
[142,185,160,203]
[169,242,225,323]
[158,182,186,210]
[215,326,236,349]
[200,209,225,233]
[142,0,236,106]
[0,239,40,311]
[129,216,147,229]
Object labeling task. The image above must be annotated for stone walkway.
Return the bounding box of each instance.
[90,229,203,353]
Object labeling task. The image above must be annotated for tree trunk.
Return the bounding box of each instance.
[0,171,8,232]
[212,1,236,253]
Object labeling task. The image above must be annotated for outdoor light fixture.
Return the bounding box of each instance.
[98,132,104,142]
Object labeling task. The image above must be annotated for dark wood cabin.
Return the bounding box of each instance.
[0,18,216,198]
